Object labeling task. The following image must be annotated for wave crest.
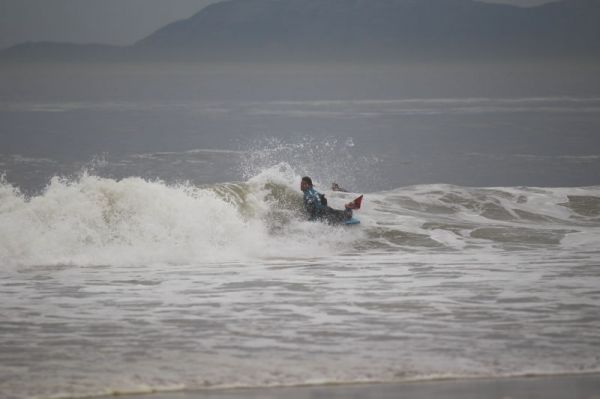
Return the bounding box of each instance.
[0,167,364,267]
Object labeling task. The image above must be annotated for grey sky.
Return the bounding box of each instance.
[0,0,220,49]
[0,0,557,50]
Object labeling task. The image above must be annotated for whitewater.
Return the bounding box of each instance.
[1,163,599,399]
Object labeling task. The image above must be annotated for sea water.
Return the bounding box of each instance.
[1,63,600,399]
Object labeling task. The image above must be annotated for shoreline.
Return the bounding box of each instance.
[89,373,600,399]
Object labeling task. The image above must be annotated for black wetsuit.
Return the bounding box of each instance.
[303,187,352,225]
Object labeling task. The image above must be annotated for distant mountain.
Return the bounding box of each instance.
[3,0,600,63]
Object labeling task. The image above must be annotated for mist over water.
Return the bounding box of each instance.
[1,62,600,398]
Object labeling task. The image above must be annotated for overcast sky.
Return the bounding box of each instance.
[0,0,557,50]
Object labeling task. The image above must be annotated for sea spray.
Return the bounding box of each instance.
[0,167,364,268]
[239,137,382,193]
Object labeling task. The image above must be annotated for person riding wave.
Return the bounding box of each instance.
[300,176,358,224]
[331,182,348,192]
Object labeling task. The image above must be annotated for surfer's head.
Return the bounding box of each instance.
[301,176,313,192]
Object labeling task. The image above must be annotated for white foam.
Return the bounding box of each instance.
[0,168,365,268]
[2,173,600,399]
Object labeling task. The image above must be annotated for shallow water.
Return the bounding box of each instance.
[1,168,599,398]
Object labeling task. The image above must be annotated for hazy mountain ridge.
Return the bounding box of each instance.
[2,0,599,62]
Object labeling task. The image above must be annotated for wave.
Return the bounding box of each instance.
[363,184,600,252]
[0,165,362,267]
[4,96,600,116]
[1,166,599,267]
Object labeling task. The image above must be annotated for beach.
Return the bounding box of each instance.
[93,374,600,399]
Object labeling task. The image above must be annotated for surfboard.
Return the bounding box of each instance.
[344,217,360,225]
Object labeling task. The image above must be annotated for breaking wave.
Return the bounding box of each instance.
[1,165,599,268]
[0,165,362,267]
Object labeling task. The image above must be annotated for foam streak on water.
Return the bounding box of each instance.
[1,168,599,399]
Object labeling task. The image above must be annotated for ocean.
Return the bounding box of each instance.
[1,62,600,399]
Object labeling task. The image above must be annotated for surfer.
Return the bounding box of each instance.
[300,176,360,224]
[331,182,348,192]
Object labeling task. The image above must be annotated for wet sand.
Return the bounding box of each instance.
[100,373,600,399]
